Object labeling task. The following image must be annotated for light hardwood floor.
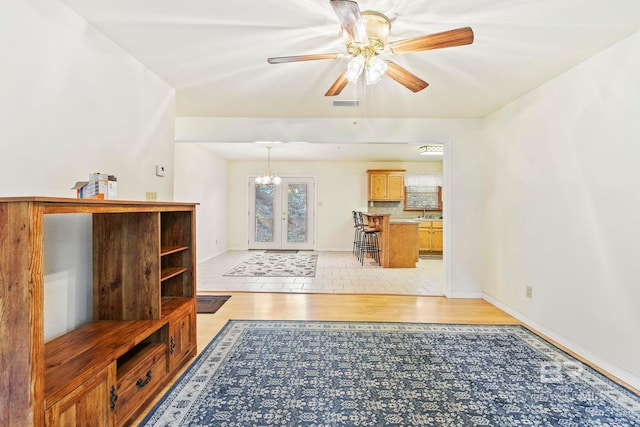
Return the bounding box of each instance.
[192,292,520,352]
[134,292,638,423]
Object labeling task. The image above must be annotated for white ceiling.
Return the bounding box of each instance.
[60,0,640,160]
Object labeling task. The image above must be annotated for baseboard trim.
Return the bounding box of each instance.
[197,249,228,264]
[446,291,484,299]
[483,293,640,392]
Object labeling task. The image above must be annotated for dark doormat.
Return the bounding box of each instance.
[419,254,443,260]
[196,295,231,314]
[265,250,299,254]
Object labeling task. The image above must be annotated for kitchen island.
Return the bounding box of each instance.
[363,213,419,268]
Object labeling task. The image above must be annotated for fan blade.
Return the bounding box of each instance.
[268,53,342,64]
[385,61,429,92]
[325,71,349,96]
[388,27,474,54]
[330,0,368,44]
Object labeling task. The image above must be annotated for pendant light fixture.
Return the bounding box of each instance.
[255,146,281,185]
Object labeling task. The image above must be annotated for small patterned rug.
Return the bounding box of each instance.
[223,252,318,277]
[141,321,640,426]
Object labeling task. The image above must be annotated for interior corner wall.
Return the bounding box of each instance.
[0,0,175,201]
[174,143,228,262]
[482,31,640,387]
[1,0,176,340]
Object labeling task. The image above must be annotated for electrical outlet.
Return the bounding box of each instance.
[525,285,533,299]
[146,192,157,201]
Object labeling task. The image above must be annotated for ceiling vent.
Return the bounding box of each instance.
[332,100,360,107]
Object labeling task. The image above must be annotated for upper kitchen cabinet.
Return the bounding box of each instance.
[367,170,406,201]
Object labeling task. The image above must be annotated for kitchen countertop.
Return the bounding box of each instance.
[363,212,442,224]
[393,217,443,223]
[389,218,420,224]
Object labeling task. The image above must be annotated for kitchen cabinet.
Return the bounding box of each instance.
[419,221,443,253]
[0,197,198,427]
[388,222,419,267]
[367,169,405,201]
[363,214,420,268]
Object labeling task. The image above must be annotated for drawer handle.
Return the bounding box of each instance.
[170,336,176,354]
[136,370,152,388]
[110,385,118,410]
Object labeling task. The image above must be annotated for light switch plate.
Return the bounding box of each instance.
[155,165,166,177]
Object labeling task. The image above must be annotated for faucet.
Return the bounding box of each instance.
[421,202,428,219]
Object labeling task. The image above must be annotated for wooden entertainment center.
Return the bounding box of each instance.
[0,197,198,426]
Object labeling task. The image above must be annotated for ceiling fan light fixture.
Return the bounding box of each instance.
[365,56,388,85]
[345,55,365,82]
[361,11,391,44]
[267,1,474,97]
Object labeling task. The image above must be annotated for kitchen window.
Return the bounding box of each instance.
[404,174,443,211]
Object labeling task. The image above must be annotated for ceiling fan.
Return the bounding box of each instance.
[267,0,474,96]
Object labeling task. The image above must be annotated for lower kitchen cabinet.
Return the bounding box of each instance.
[419,221,443,253]
[388,222,419,268]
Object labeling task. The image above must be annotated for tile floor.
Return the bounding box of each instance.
[197,250,443,295]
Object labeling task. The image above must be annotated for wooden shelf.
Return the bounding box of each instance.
[117,342,165,378]
[0,197,198,426]
[161,245,189,256]
[161,267,188,281]
[161,297,193,319]
[0,196,197,214]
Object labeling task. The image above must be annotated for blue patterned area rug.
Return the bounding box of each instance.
[223,253,318,277]
[141,321,640,426]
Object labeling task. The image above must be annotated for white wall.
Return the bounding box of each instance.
[1,0,176,340]
[174,143,228,262]
[483,31,640,388]
[175,117,484,297]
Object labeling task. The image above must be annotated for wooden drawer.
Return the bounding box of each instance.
[116,343,168,424]
[432,221,443,229]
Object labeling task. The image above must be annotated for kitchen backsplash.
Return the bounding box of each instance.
[366,201,442,219]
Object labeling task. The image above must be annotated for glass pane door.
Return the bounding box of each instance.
[254,184,276,244]
[248,177,315,250]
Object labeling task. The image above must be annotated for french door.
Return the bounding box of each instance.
[248,177,315,250]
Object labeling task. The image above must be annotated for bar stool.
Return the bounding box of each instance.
[352,210,364,256]
[355,212,381,266]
